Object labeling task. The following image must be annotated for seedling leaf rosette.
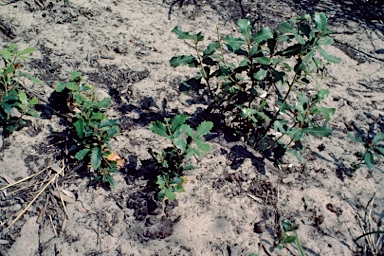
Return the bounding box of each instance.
[149,114,213,201]
[55,72,123,187]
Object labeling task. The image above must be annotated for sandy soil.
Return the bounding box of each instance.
[1,0,384,255]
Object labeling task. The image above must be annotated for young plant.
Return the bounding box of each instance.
[170,13,339,162]
[277,219,306,256]
[149,114,213,201]
[348,128,384,170]
[0,44,39,133]
[55,72,122,187]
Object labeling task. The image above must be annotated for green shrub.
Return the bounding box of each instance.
[55,72,121,187]
[171,13,340,162]
[0,44,39,133]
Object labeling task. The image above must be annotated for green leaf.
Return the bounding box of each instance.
[314,12,328,31]
[193,32,204,43]
[164,188,176,201]
[100,119,119,128]
[75,148,90,160]
[28,97,38,105]
[279,22,295,33]
[91,147,102,169]
[180,124,194,137]
[18,71,41,84]
[253,57,270,65]
[185,148,202,158]
[174,137,187,152]
[317,46,341,63]
[97,97,111,109]
[253,68,267,81]
[318,107,335,121]
[66,81,79,90]
[238,19,252,41]
[283,236,297,244]
[364,152,375,169]
[55,82,67,92]
[172,26,194,40]
[170,114,188,133]
[223,36,245,51]
[195,137,211,152]
[106,175,116,188]
[150,121,170,138]
[253,27,273,43]
[18,92,28,105]
[183,164,194,171]
[374,146,384,155]
[26,109,39,118]
[18,47,35,56]
[315,89,330,102]
[203,42,220,55]
[295,33,306,44]
[372,133,384,144]
[288,128,304,141]
[318,36,334,46]
[287,148,304,162]
[303,126,332,137]
[281,44,302,57]
[347,133,364,143]
[74,119,84,139]
[194,121,213,138]
[302,49,316,63]
[170,55,197,67]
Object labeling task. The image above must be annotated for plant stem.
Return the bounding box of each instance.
[194,41,213,97]
[254,73,298,147]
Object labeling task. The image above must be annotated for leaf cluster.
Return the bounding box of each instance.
[0,44,39,133]
[277,219,306,256]
[55,72,120,187]
[170,13,339,162]
[149,114,213,200]
[348,130,384,170]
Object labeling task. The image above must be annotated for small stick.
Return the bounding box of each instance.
[49,215,58,237]
[0,165,52,191]
[5,169,61,229]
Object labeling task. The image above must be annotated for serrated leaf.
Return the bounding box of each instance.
[100,119,119,128]
[170,55,197,67]
[164,188,176,201]
[279,22,295,33]
[288,128,304,141]
[172,26,194,40]
[29,97,38,105]
[203,42,220,55]
[303,126,332,137]
[295,33,306,44]
[180,124,193,137]
[75,148,90,160]
[18,92,28,105]
[223,36,245,51]
[317,46,341,63]
[174,137,187,152]
[170,114,188,133]
[74,119,84,139]
[253,57,270,65]
[195,137,211,152]
[185,148,202,158]
[97,97,111,109]
[238,19,252,41]
[253,68,267,81]
[314,12,328,31]
[364,152,375,169]
[253,27,273,43]
[318,107,335,121]
[149,121,169,138]
[91,147,102,169]
[302,49,316,63]
[194,121,213,138]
